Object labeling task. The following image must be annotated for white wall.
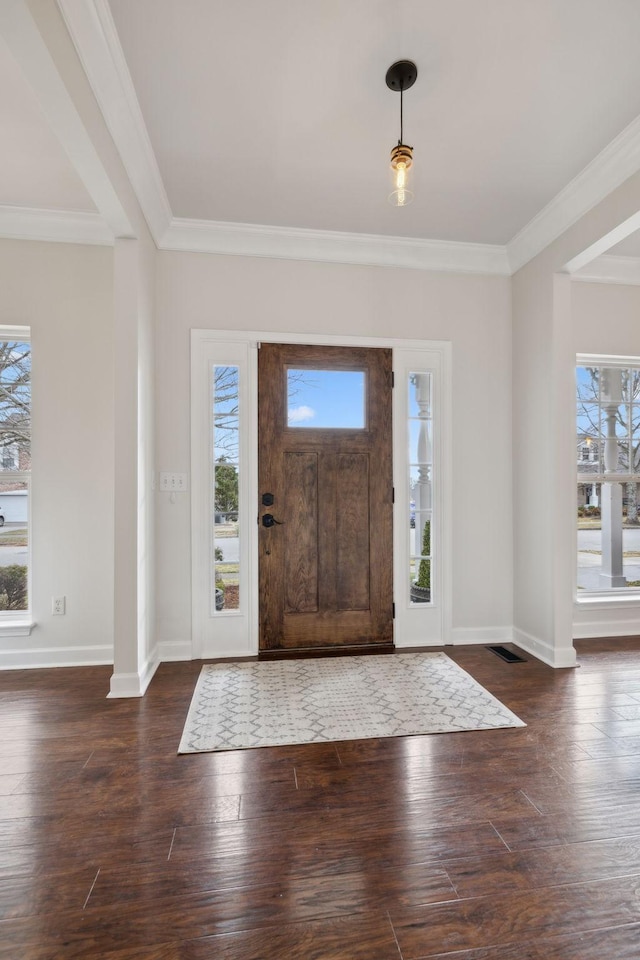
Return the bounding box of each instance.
[572,279,640,638]
[511,261,558,661]
[0,238,115,667]
[572,280,640,355]
[155,251,513,655]
[511,164,640,668]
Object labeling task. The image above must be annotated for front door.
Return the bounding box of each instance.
[258,343,393,651]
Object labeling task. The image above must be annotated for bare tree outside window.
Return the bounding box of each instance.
[577,366,640,521]
[0,338,30,612]
[0,342,31,465]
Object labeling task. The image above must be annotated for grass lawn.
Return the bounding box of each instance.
[0,530,27,546]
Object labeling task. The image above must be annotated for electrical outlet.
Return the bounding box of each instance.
[159,472,187,492]
[52,596,66,616]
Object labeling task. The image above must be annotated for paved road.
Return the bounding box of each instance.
[0,546,28,566]
[578,528,640,551]
[0,523,28,568]
[577,527,640,590]
[214,533,239,564]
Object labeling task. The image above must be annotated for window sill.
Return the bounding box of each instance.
[575,593,640,607]
[0,619,35,637]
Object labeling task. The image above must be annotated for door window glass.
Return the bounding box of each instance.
[287,369,365,428]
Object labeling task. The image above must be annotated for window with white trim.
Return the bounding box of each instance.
[0,331,30,615]
[577,357,640,596]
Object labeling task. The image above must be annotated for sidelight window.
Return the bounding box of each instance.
[409,372,433,605]
[212,365,240,612]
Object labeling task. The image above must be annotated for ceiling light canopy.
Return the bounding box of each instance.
[386,60,417,207]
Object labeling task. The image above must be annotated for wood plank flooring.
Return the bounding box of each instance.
[2,639,640,958]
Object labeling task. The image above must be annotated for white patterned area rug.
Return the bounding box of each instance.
[178,652,525,754]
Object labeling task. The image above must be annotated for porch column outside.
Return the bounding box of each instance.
[600,367,626,588]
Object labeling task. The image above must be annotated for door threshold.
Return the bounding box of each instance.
[259,644,395,660]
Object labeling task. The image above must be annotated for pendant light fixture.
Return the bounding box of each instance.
[385,59,417,206]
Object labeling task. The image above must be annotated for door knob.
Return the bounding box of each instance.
[262,513,283,528]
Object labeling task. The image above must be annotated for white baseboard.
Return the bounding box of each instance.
[159,639,260,661]
[513,627,577,668]
[107,649,159,698]
[450,626,514,645]
[573,619,640,639]
[573,600,640,639]
[158,639,192,661]
[394,637,444,649]
[0,645,113,669]
[201,647,259,660]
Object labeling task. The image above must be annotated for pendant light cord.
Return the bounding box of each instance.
[400,85,404,144]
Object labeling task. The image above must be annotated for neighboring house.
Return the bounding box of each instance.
[577,436,601,507]
[577,435,640,513]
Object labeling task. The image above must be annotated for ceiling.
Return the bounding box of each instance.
[107,0,640,243]
[0,32,94,212]
[3,0,640,273]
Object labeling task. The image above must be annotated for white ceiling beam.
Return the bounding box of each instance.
[572,254,640,285]
[564,209,640,275]
[507,114,640,274]
[0,0,131,238]
[57,0,171,244]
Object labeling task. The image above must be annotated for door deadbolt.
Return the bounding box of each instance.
[261,492,274,506]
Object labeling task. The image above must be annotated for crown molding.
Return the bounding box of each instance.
[56,0,172,244]
[161,218,511,275]
[0,205,113,245]
[507,114,640,274]
[572,254,640,285]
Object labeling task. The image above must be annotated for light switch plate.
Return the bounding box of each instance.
[159,472,187,492]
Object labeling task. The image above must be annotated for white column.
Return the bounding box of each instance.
[600,483,626,587]
[600,367,626,588]
[109,238,157,696]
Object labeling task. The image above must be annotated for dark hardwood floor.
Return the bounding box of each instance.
[3,639,640,958]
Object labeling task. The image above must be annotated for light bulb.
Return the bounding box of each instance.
[389,144,414,206]
[395,162,407,206]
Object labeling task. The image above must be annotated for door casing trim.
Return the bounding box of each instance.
[191,329,452,658]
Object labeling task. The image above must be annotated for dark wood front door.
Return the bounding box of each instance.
[258,343,393,651]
